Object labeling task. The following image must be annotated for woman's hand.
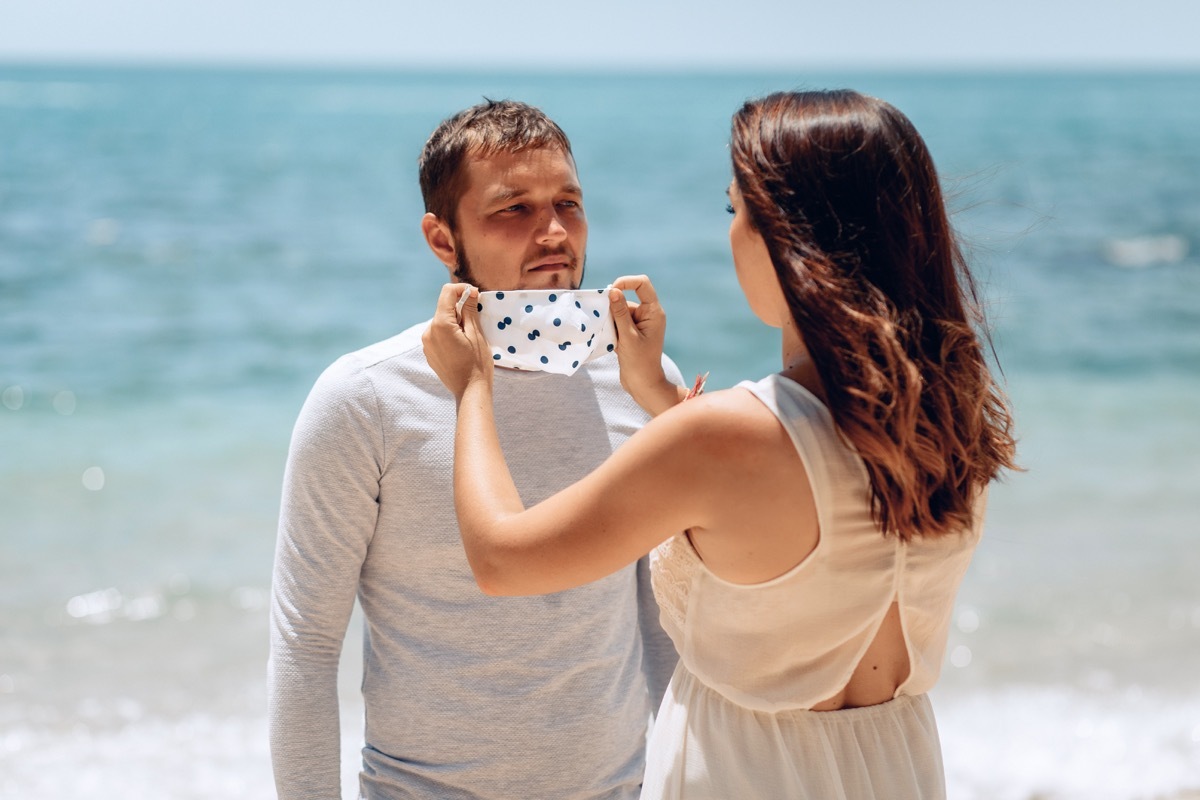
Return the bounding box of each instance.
[422,283,492,400]
[609,275,684,416]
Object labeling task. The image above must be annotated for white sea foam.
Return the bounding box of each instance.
[938,685,1200,799]
[3,688,1197,799]
[0,712,365,800]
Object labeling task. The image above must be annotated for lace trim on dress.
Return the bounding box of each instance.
[650,532,703,635]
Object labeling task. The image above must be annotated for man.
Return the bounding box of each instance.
[269,99,681,799]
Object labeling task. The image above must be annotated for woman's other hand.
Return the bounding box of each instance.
[422,283,491,400]
[609,275,684,416]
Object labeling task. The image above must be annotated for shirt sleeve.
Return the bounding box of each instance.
[660,353,686,395]
[268,358,384,800]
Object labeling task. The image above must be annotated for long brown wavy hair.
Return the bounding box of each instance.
[731,90,1017,539]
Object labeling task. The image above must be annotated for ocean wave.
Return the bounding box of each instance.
[1102,234,1190,269]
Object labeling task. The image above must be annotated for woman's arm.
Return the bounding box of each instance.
[423,284,732,595]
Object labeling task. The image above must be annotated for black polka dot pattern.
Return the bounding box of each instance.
[475,289,618,376]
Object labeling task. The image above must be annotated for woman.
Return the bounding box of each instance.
[423,90,1017,798]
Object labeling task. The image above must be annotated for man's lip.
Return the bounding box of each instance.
[528,260,571,271]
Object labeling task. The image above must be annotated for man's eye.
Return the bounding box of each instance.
[557,200,580,209]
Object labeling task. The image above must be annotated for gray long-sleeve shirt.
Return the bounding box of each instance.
[269,321,681,800]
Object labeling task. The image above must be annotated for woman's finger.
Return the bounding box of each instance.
[435,283,467,326]
[608,287,636,344]
[612,274,658,306]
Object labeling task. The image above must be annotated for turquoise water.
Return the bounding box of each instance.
[1,66,1198,798]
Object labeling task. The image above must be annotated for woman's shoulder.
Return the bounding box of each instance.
[648,380,795,463]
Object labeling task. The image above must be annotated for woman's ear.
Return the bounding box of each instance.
[421,212,458,269]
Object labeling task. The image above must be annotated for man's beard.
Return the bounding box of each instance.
[453,243,586,291]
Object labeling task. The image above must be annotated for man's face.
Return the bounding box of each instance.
[428,146,587,291]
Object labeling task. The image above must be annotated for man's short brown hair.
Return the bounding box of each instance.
[418,99,574,229]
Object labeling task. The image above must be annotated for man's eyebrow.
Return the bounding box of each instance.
[488,188,527,205]
[487,183,583,204]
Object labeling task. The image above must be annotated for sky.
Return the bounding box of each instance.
[1,0,1198,70]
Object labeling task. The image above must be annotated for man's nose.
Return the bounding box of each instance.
[536,209,569,244]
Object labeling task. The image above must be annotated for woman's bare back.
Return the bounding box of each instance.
[685,384,911,711]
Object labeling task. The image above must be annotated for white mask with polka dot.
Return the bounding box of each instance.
[476,289,616,376]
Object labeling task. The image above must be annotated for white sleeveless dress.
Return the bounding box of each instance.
[642,374,985,799]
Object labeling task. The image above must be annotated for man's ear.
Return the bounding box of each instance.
[421,212,457,270]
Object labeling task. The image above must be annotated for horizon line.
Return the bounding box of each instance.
[3,56,1200,76]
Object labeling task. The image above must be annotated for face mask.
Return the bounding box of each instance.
[476,289,616,376]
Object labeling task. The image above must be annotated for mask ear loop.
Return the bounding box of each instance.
[454,285,475,322]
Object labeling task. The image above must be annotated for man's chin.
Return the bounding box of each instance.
[520,270,581,290]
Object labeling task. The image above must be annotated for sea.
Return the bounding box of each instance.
[1,65,1198,799]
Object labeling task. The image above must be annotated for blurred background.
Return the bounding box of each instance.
[2,2,1198,798]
